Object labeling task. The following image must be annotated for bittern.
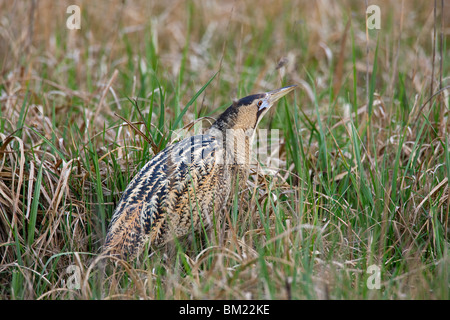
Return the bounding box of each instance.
[103,85,296,260]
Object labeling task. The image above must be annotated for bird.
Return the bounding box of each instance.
[103,85,297,260]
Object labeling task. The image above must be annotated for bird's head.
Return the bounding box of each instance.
[211,85,297,132]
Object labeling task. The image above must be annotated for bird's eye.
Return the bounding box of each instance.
[257,100,263,107]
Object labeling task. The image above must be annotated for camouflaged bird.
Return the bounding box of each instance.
[103,85,296,260]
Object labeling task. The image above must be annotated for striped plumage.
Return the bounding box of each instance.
[103,85,296,260]
[104,134,229,259]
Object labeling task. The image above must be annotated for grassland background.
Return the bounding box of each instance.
[0,0,448,299]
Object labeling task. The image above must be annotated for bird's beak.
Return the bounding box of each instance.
[266,85,297,105]
[256,85,297,121]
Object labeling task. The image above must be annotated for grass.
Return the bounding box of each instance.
[0,0,448,299]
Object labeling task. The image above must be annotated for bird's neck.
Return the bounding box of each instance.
[207,126,256,166]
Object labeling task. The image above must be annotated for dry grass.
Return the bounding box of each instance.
[0,0,448,299]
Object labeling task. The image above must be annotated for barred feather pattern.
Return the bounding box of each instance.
[103,133,237,260]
